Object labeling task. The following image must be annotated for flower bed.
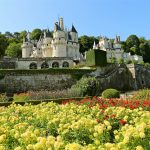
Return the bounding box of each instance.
[0,97,149,149]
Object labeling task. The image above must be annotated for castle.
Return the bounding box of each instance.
[93,36,143,63]
[22,18,80,59]
[17,18,80,69]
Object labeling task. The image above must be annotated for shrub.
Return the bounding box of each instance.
[144,63,150,69]
[13,93,29,102]
[118,58,124,64]
[126,59,132,64]
[0,93,7,102]
[70,77,99,97]
[102,88,120,99]
[131,89,150,101]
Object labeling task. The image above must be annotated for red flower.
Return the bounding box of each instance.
[96,119,100,123]
[119,119,126,125]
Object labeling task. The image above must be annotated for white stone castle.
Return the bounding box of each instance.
[19,18,80,69]
[93,36,143,63]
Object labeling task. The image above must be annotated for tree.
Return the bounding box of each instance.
[120,41,127,52]
[0,34,8,57]
[13,32,20,39]
[79,35,99,54]
[5,31,13,38]
[20,30,27,39]
[30,29,42,40]
[5,42,22,57]
[126,35,140,55]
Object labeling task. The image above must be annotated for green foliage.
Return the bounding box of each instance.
[70,77,99,97]
[79,35,99,54]
[102,89,120,99]
[86,49,107,66]
[30,29,42,40]
[13,93,29,102]
[0,93,7,102]
[5,42,22,57]
[0,68,96,75]
[131,89,150,100]
[126,35,140,55]
[132,60,138,64]
[118,58,124,64]
[0,34,8,56]
[62,128,93,145]
[125,59,132,64]
[144,63,150,69]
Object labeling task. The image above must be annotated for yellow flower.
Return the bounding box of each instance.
[0,134,6,143]
[67,143,82,150]
[14,147,22,150]
[107,126,112,130]
[104,120,110,126]
[139,132,145,138]
[136,146,144,150]
[94,139,100,145]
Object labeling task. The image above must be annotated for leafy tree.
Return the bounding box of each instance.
[139,37,146,44]
[118,58,124,64]
[30,29,42,40]
[126,35,140,54]
[13,32,20,39]
[5,31,13,38]
[5,42,22,57]
[79,35,99,54]
[0,34,8,56]
[20,30,27,39]
[120,41,127,52]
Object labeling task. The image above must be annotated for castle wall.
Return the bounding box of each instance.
[0,73,76,93]
[16,58,73,69]
[0,64,149,93]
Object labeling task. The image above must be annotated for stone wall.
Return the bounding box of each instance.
[0,73,76,93]
[90,64,150,92]
[0,64,149,94]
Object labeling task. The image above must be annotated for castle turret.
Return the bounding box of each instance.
[59,17,64,31]
[42,29,53,57]
[22,32,33,58]
[69,25,78,42]
[52,19,67,57]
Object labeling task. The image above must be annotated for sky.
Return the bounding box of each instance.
[0,0,150,40]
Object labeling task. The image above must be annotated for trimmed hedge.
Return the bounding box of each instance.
[0,68,96,76]
[102,88,120,99]
[86,49,107,67]
[0,97,92,107]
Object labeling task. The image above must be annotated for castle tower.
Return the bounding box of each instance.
[42,29,53,57]
[69,25,78,42]
[22,32,33,58]
[52,20,67,57]
[59,17,64,31]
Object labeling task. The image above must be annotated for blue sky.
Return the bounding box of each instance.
[0,0,150,40]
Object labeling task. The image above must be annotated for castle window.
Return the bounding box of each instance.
[41,62,49,69]
[52,62,59,68]
[62,61,69,68]
[47,44,48,46]
[29,62,37,69]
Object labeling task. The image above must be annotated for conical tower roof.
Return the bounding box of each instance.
[71,25,77,33]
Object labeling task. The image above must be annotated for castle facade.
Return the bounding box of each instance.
[19,18,80,69]
[93,36,143,63]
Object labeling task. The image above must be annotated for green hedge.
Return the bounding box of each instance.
[0,97,92,107]
[102,88,120,99]
[0,68,96,76]
[86,49,107,67]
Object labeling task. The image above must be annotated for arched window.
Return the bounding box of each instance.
[52,62,59,68]
[41,62,49,69]
[62,61,69,68]
[29,62,37,69]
